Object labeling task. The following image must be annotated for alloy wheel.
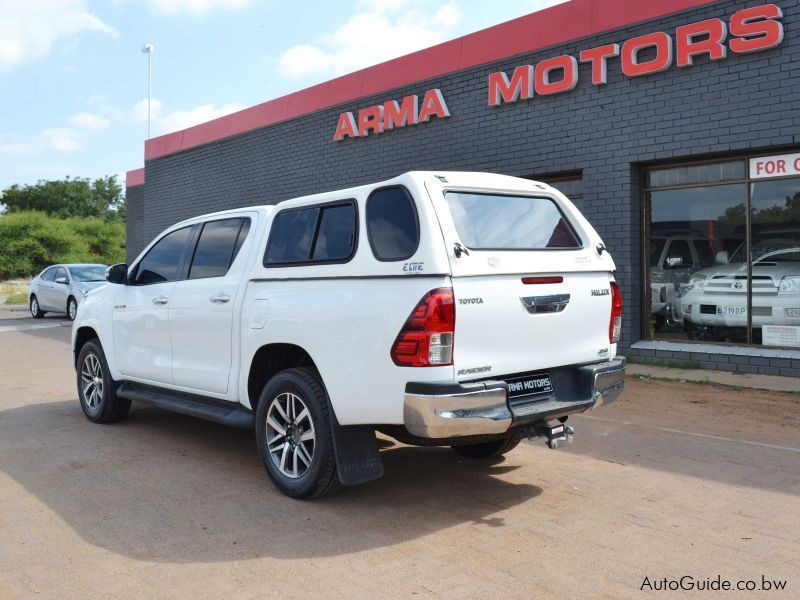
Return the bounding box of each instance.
[80,353,104,411]
[265,392,316,479]
[68,299,77,320]
[31,298,38,317]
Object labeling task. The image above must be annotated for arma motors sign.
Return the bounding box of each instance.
[333,4,784,141]
[333,89,449,141]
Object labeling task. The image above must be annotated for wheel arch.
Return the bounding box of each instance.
[74,326,100,368]
[247,343,319,411]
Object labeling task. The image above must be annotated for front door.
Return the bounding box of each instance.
[113,225,193,384]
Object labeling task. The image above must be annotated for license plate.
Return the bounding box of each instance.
[716,306,747,316]
[506,372,553,398]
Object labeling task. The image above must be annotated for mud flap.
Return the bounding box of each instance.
[330,411,384,486]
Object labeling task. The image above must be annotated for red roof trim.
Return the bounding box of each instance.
[126,167,145,187]
[144,0,717,161]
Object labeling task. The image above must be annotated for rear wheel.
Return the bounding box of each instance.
[30,295,45,318]
[255,368,340,499]
[77,339,130,423]
[452,436,520,459]
[67,296,78,321]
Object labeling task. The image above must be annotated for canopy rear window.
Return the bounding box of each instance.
[444,192,581,250]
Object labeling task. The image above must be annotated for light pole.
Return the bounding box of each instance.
[141,44,154,138]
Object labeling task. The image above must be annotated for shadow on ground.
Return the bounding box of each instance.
[0,400,541,563]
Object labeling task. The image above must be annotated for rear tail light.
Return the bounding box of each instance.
[610,281,623,344]
[391,288,455,367]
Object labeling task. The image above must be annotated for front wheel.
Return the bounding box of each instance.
[255,368,340,499]
[452,436,520,459]
[67,296,78,321]
[77,340,130,423]
[30,295,45,318]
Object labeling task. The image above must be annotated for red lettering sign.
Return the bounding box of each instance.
[333,89,448,142]
[621,32,673,77]
[579,44,620,85]
[676,18,728,67]
[729,4,784,54]
[534,55,578,95]
[488,66,533,106]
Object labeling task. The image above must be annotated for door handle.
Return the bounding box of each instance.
[520,294,570,314]
[152,295,169,305]
[209,293,231,304]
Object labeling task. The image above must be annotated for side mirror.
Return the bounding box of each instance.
[55,276,69,284]
[106,263,129,285]
[665,256,684,268]
[715,251,729,265]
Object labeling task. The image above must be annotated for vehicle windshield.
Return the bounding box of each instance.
[729,235,800,263]
[649,238,667,267]
[445,192,581,250]
[69,265,107,282]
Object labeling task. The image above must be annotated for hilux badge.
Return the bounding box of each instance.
[591,289,610,297]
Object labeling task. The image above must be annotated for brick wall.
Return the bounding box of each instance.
[135,0,800,373]
[125,184,145,263]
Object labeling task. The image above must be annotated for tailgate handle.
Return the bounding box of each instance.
[520,294,570,314]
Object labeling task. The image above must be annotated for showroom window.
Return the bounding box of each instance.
[527,174,584,211]
[644,153,800,349]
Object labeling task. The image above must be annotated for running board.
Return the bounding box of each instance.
[116,383,254,429]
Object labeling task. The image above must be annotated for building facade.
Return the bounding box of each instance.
[125,0,800,377]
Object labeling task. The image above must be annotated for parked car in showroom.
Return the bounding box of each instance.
[680,230,800,342]
[649,234,714,331]
[29,264,109,321]
[71,172,625,499]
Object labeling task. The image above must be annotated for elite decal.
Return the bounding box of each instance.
[332,4,785,140]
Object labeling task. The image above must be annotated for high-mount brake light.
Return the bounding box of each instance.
[610,281,623,344]
[391,288,455,367]
[522,276,564,284]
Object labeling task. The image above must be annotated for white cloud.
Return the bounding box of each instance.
[69,112,110,130]
[0,127,85,157]
[143,0,250,15]
[129,98,245,134]
[0,0,117,72]
[277,1,462,79]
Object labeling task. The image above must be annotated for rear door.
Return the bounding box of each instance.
[169,216,253,395]
[425,178,618,380]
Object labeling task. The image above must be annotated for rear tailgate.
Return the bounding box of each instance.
[424,176,618,382]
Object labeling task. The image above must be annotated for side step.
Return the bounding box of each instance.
[116,383,254,429]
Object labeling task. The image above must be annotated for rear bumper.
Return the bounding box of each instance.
[403,357,626,438]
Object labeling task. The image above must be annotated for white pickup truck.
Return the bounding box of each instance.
[72,172,625,498]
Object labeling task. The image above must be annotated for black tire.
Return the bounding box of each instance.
[76,339,131,423]
[255,368,340,499]
[67,296,78,321]
[30,295,45,318]
[653,315,666,332]
[452,436,520,459]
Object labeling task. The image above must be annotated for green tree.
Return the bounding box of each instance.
[0,175,125,221]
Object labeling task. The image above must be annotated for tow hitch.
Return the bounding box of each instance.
[522,420,574,449]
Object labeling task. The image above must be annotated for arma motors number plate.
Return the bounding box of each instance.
[506,372,553,398]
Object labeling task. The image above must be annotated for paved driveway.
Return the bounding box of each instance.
[0,310,797,598]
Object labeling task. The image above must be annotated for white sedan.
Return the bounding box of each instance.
[28,264,108,321]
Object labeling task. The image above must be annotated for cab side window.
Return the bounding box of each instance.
[264,201,357,266]
[133,226,192,285]
[366,187,419,261]
[41,267,57,281]
[188,218,250,279]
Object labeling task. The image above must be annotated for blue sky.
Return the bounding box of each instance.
[0,0,566,190]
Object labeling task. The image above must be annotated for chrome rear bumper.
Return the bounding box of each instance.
[403,357,626,439]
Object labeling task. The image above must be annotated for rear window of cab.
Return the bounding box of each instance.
[445,191,582,250]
